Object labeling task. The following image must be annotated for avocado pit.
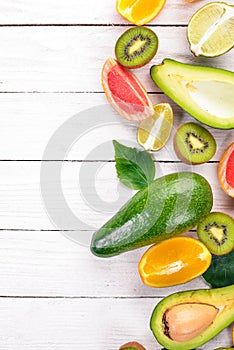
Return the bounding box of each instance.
[163,303,218,342]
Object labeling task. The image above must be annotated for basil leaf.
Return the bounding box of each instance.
[113,140,155,190]
[203,250,234,288]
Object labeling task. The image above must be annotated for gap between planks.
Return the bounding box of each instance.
[0,295,163,299]
[0,24,187,27]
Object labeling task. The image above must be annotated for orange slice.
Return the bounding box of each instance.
[138,237,212,288]
[116,0,166,26]
[102,58,154,121]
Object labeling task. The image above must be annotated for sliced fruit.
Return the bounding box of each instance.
[150,59,234,129]
[139,237,212,288]
[197,212,234,255]
[102,58,154,122]
[187,2,234,57]
[137,103,173,151]
[116,0,166,26]
[203,249,234,288]
[119,342,146,350]
[150,285,234,350]
[218,143,234,197]
[115,26,158,69]
[174,122,216,164]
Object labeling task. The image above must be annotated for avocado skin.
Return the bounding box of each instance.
[91,172,213,257]
[150,59,234,129]
[151,285,234,350]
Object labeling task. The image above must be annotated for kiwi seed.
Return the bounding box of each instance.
[115,26,158,69]
[174,122,216,164]
[197,212,234,255]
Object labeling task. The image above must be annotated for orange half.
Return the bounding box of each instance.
[116,0,166,26]
[139,237,212,288]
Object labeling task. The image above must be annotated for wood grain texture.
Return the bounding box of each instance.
[0,230,211,297]
[0,93,233,161]
[0,0,222,25]
[0,161,233,230]
[0,297,231,350]
[0,26,233,92]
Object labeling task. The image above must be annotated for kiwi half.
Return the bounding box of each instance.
[197,212,234,255]
[115,27,158,68]
[174,122,216,164]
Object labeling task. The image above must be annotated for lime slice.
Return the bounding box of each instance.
[137,103,173,151]
[187,2,234,57]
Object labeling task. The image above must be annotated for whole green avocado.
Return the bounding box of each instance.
[91,172,213,257]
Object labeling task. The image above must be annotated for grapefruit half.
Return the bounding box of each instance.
[218,142,234,198]
[102,58,154,122]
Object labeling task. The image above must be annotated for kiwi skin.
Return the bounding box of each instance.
[174,122,216,165]
[197,212,234,256]
[115,26,158,69]
[119,342,147,350]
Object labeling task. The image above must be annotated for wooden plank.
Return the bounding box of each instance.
[0,0,222,25]
[0,161,232,230]
[0,230,211,297]
[0,93,233,161]
[0,26,233,92]
[0,297,230,349]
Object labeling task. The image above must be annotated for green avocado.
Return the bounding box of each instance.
[150,59,234,129]
[91,172,213,257]
[150,285,234,350]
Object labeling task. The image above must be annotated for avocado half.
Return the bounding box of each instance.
[150,59,234,129]
[150,284,234,350]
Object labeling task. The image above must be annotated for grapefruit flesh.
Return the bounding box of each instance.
[226,150,234,188]
[102,58,154,121]
[218,142,234,198]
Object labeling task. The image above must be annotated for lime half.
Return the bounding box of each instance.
[137,103,173,151]
[187,2,234,57]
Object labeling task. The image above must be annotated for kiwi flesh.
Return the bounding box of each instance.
[115,26,158,68]
[197,212,234,255]
[174,122,216,164]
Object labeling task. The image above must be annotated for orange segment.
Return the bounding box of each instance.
[116,0,166,26]
[138,237,212,288]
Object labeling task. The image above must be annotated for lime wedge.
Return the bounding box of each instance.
[137,103,173,151]
[187,2,234,57]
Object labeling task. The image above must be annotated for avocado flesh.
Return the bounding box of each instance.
[150,285,234,350]
[150,59,234,129]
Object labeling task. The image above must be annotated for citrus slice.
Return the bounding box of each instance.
[187,2,234,57]
[138,237,212,288]
[116,0,166,26]
[102,58,154,122]
[137,103,173,151]
[218,142,234,198]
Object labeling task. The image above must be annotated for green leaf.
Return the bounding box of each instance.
[113,140,155,190]
[203,250,234,288]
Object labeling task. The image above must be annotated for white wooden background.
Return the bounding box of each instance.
[0,0,233,349]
